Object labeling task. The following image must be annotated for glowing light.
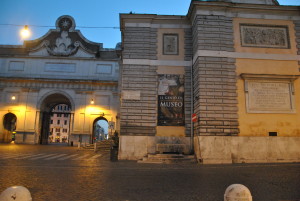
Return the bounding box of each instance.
[90,99,94,104]
[11,96,16,100]
[20,25,31,39]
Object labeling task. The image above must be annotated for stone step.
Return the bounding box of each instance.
[82,144,94,149]
[95,140,114,153]
[138,154,196,164]
[95,140,113,145]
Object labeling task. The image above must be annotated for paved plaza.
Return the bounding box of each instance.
[0,143,299,201]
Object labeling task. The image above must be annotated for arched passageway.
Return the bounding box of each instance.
[2,113,17,143]
[39,93,73,145]
[92,117,109,143]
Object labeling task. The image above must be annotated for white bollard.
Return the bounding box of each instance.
[0,186,32,201]
[224,184,252,201]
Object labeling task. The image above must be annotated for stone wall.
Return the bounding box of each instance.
[184,28,193,136]
[122,27,157,60]
[121,64,158,136]
[121,27,158,136]
[192,15,239,136]
[184,28,193,61]
[193,15,234,53]
[194,136,300,164]
[294,21,300,65]
[119,136,191,160]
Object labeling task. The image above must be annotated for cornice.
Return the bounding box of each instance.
[240,73,300,81]
[0,77,118,87]
[120,14,188,30]
[188,1,300,22]
[0,82,118,92]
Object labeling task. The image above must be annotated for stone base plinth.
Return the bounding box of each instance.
[194,136,300,164]
[119,136,191,160]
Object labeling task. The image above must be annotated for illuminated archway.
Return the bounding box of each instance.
[92,116,109,143]
[38,92,73,145]
[2,113,17,143]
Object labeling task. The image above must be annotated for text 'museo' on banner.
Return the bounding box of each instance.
[157,74,184,126]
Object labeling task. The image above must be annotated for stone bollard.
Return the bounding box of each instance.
[224,184,252,201]
[0,186,32,201]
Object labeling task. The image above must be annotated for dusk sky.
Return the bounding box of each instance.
[0,0,299,48]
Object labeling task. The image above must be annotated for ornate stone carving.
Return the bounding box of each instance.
[45,16,80,56]
[240,24,289,49]
[163,34,179,55]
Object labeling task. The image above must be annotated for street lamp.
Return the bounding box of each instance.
[20,25,31,39]
[11,96,16,100]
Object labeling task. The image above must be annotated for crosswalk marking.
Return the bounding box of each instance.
[1,154,23,159]
[72,154,91,160]
[1,154,30,159]
[57,154,78,160]
[17,153,44,159]
[0,153,105,161]
[85,154,102,160]
[44,154,68,160]
[30,154,56,160]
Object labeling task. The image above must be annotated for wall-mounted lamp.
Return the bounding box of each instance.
[90,99,94,104]
[11,96,16,100]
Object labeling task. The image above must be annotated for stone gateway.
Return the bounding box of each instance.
[0,0,300,164]
[0,15,120,146]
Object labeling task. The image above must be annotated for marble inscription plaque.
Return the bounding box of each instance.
[44,63,76,73]
[96,64,112,74]
[247,81,293,113]
[122,90,141,100]
[9,61,24,71]
[240,24,289,49]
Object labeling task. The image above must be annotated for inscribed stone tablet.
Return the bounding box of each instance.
[122,91,141,100]
[247,81,293,113]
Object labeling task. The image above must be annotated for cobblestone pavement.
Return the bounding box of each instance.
[0,143,299,201]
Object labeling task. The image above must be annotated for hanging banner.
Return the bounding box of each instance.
[157,74,184,126]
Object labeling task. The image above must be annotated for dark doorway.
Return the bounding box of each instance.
[3,113,17,143]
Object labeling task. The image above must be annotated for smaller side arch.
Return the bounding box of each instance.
[92,116,109,143]
[2,113,17,143]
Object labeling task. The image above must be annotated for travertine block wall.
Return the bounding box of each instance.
[121,27,158,136]
[294,21,300,65]
[193,15,235,53]
[184,28,193,136]
[121,64,158,136]
[122,27,157,60]
[192,15,239,136]
[184,28,193,61]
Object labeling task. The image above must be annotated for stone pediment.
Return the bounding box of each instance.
[24,15,102,57]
